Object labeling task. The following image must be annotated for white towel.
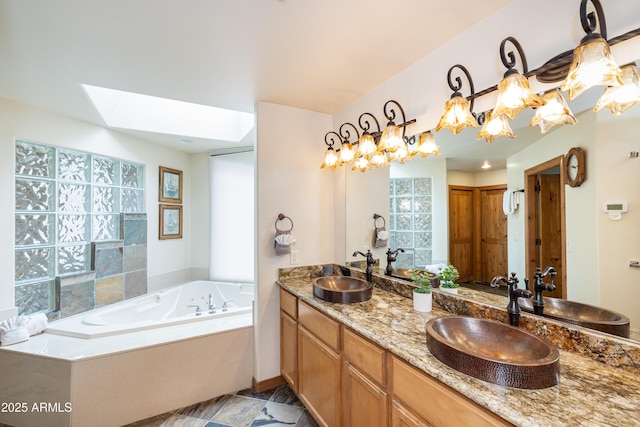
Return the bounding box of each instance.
[25,313,48,336]
[0,327,30,346]
[275,233,296,245]
[503,189,520,215]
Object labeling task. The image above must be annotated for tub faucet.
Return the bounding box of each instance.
[188,305,202,316]
[529,266,557,315]
[222,299,233,311]
[385,248,405,276]
[208,293,217,314]
[353,250,375,283]
[490,272,532,327]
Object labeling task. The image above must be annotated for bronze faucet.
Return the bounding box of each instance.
[353,250,375,283]
[491,272,532,327]
[528,266,557,315]
[385,248,405,276]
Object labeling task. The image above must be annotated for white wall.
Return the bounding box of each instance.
[595,110,640,326]
[507,111,598,304]
[0,98,197,316]
[255,102,333,382]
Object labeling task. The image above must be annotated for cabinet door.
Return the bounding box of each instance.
[280,310,297,392]
[298,325,341,427]
[344,363,388,427]
[391,400,433,427]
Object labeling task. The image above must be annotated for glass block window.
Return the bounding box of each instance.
[390,177,433,269]
[14,140,145,313]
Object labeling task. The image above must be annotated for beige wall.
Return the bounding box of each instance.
[255,102,333,382]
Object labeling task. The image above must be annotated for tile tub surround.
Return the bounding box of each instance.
[277,267,640,427]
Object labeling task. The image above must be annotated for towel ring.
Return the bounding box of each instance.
[275,213,294,232]
[373,213,386,228]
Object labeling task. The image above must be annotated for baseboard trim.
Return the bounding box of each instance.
[252,375,286,392]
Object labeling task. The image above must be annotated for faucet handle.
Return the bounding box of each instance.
[524,277,531,292]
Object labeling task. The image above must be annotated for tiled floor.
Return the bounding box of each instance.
[124,384,319,427]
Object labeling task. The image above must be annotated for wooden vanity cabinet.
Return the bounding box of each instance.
[391,356,512,427]
[342,328,388,427]
[279,289,298,392]
[279,290,511,427]
[297,300,342,427]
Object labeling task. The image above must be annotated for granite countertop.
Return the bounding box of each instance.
[277,274,640,427]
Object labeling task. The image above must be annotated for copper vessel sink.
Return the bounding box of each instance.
[313,276,373,304]
[426,316,560,389]
[519,297,630,338]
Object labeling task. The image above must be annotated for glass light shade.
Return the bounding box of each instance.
[412,131,440,157]
[369,151,390,168]
[320,147,339,169]
[561,36,623,100]
[357,133,377,158]
[594,64,640,115]
[352,156,370,172]
[387,142,412,164]
[530,90,577,133]
[377,124,404,153]
[493,72,543,120]
[435,95,478,135]
[339,141,355,163]
[477,111,516,143]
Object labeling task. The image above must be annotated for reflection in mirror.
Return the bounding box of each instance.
[345,101,640,343]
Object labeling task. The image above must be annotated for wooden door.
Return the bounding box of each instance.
[448,186,474,282]
[536,174,563,298]
[480,186,508,282]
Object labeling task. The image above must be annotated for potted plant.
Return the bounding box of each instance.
[438,263,460,294]
[409,269,432,312]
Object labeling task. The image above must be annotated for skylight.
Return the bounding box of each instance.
[82,84,254,142]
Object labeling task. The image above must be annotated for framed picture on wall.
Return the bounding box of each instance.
[159,204,182,239]
[159,166,183,203]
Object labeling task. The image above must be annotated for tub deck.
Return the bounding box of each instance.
[0,313,254,427]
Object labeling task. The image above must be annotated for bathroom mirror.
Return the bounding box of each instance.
[344,91,640,343]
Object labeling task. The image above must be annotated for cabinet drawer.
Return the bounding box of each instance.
[280,288,297,319]
[392,357,512,427]
[298,301,340,352]
[343,327,386,387]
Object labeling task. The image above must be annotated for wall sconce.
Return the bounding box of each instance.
[410,131,440,157]
[561,0,622,100]
[435,65,478,135]
[492,37,543,120]
[320,131,340,170]
[593,63,640,115]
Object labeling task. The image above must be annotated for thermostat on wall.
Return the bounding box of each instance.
[603,201,628,220]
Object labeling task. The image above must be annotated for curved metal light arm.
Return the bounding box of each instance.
[324,131,342,148]
[580,0,607,40]
[447,64,476,112]
[383,100,416,137]
[339,122,360,143]
[500,36,528,75]
[358,112,381,136]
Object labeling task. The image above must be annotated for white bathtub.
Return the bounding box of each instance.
[47,280,254,339]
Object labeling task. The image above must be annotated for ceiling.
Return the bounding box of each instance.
[0,0,512,157]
